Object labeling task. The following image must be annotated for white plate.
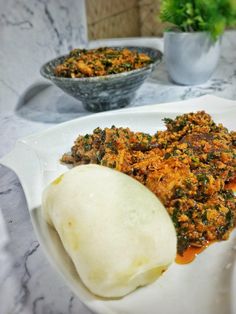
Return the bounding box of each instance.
[1,95,236,314]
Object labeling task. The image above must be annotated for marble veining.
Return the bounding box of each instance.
[0,3,236,311]
[0,0,87,112]
[0,167,92,314]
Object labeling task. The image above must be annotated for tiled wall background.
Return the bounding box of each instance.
[86,0,165,40]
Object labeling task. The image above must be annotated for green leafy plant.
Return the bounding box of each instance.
[160,0,236,40]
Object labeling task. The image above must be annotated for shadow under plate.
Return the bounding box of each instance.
[15,81,89,124]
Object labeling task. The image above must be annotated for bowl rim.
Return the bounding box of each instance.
[40,46,163,82]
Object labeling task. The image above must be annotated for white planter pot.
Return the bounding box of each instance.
[164,32,221,85]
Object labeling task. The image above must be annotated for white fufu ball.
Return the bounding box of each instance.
[42,164,177,298]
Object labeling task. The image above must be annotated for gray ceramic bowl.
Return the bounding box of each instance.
[40,47,162,112]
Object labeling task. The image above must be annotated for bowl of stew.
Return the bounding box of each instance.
[40,46,162,112]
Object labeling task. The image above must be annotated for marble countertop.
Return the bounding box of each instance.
[0,31,236,314]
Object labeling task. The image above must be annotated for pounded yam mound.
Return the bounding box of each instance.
[42,164,177,298]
